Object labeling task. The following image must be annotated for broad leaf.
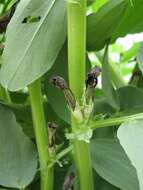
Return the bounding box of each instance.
[0,104,37,188]
[87,0,143,51]
[91,138,139,190]
[0,0,66,91]
[112,0,143,41]
[87,0,127,50]
[118,119,143,190]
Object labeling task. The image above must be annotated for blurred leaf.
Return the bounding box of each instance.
[118,119,143,190]
[121,42,141,63]
[87,0,127,50]
[112,0,143,41]
[87,0,143,51]
[102,47,120,110]
[0,104,37,188]
[9,92,28,104]
[87,0,95,6]
[0,0,66,91]
[94,171,120,190]
[118,85,143,111]
[91,138,139,190]
[137,42,143,73]
[91,0,109,13]
[93,97,115,116]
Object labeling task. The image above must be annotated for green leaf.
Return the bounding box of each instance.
[93,97,115,116]
[87,0,95,6]
[102,47,120,110]
[44,45,70,124]
[91,138,139,190]
[91,0,109,13]
[94,171,120,190]
[0,0,66,91]
[118,85,143,111]
[112,0,143,41]
[118,119,143,190]
[121,42,141,63]
[87,0,127,50]
[137,43,143,73]
[87,0,143,51]
[0,104,37,188]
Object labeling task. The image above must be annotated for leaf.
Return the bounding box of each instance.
[118,85,143,111]
[87,0,127,50]
[137,42,143,73]
[102,47,120,110]
[112,0,143,41]
[0,104,37,188]
[87,0,95,6]
[90,138,139,190]
[91,0,109,14]
[94,171,120,190]
[118,119,143,190]
[93,97,114,116]
[0,0,66,91]
[87,0,143,51]
[44,45,70,124]
[121,42,141,63]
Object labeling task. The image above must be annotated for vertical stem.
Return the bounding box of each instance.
[67,0,86,103]
[28,79,53,190]
[67,1,94,190]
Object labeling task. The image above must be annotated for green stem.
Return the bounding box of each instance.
[28,79,53,190]
[91,112,143,129]
[67,1,94,190]
[67,0,86,103]
[48,145,73,168]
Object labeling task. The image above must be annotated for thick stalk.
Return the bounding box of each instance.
[28,79,53,190]
[67,1,94,190]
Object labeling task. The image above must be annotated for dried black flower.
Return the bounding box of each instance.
[48,122,58,148]
[50,76,76,110]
